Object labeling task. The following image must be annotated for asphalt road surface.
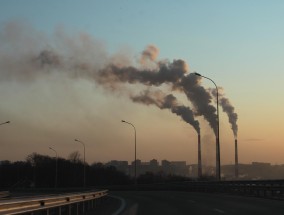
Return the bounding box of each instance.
[106,191,284,215]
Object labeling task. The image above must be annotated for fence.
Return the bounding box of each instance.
[109,179,284,200]
[168,180,284,200]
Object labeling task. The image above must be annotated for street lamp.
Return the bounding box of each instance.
[194,72,221,181]
[74,139,86,187]
[49,147,58,188]
[0,121,10,126]
[121,120,137,185]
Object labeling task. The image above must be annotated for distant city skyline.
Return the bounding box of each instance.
[2,150,283,179]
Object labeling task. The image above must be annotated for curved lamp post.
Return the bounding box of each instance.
[194,72,221,181]
[49,147,58,188]
[0,121,10,126]
[121,120,137,185]
[74,139,86,187]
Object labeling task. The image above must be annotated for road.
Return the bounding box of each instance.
[108,191,284,215]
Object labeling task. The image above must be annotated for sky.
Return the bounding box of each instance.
[0,0,284,167]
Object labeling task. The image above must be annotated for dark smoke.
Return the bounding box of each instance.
[97,59,187,87]
[177,74,218,135]
[210,88,238,137]
[131,90,200,134]
[97,56,218,135]
[0,22,227,136]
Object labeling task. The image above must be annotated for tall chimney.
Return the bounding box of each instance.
[235,139,239,179]
[198,134,202,178]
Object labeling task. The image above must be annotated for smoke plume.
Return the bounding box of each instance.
[210,88,238,137]
[140,44,159,65]
[177,74,218,135]
[97,57,218,135]
[97,58,188,87]
[131,90,200,134]
[0,22,229,136]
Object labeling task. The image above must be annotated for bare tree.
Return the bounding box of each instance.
[68,151,82,163]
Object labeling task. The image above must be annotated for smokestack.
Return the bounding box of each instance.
[198,134,202,178]
[235,139,239,179]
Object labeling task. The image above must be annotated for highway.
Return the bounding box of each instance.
[109,191,284,215]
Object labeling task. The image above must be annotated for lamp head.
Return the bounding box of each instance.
[193,72,202,76]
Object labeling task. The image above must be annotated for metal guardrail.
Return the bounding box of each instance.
[221,180,284,199]
[0,190,108,215]
[108,179,284,200]
[171,180,284,200]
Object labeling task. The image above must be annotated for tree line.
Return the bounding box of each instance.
[0,152,197,190]
[0,152,130,189]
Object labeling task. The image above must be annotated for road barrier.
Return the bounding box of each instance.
[0,190,108,215]
[107,179,284,200]
[159,180,284,200]
[178,180,284,199]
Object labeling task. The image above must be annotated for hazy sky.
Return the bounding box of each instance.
[0,0,283,166]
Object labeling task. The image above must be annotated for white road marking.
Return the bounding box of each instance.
[213,208,225,214]
[110,195,126,215]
